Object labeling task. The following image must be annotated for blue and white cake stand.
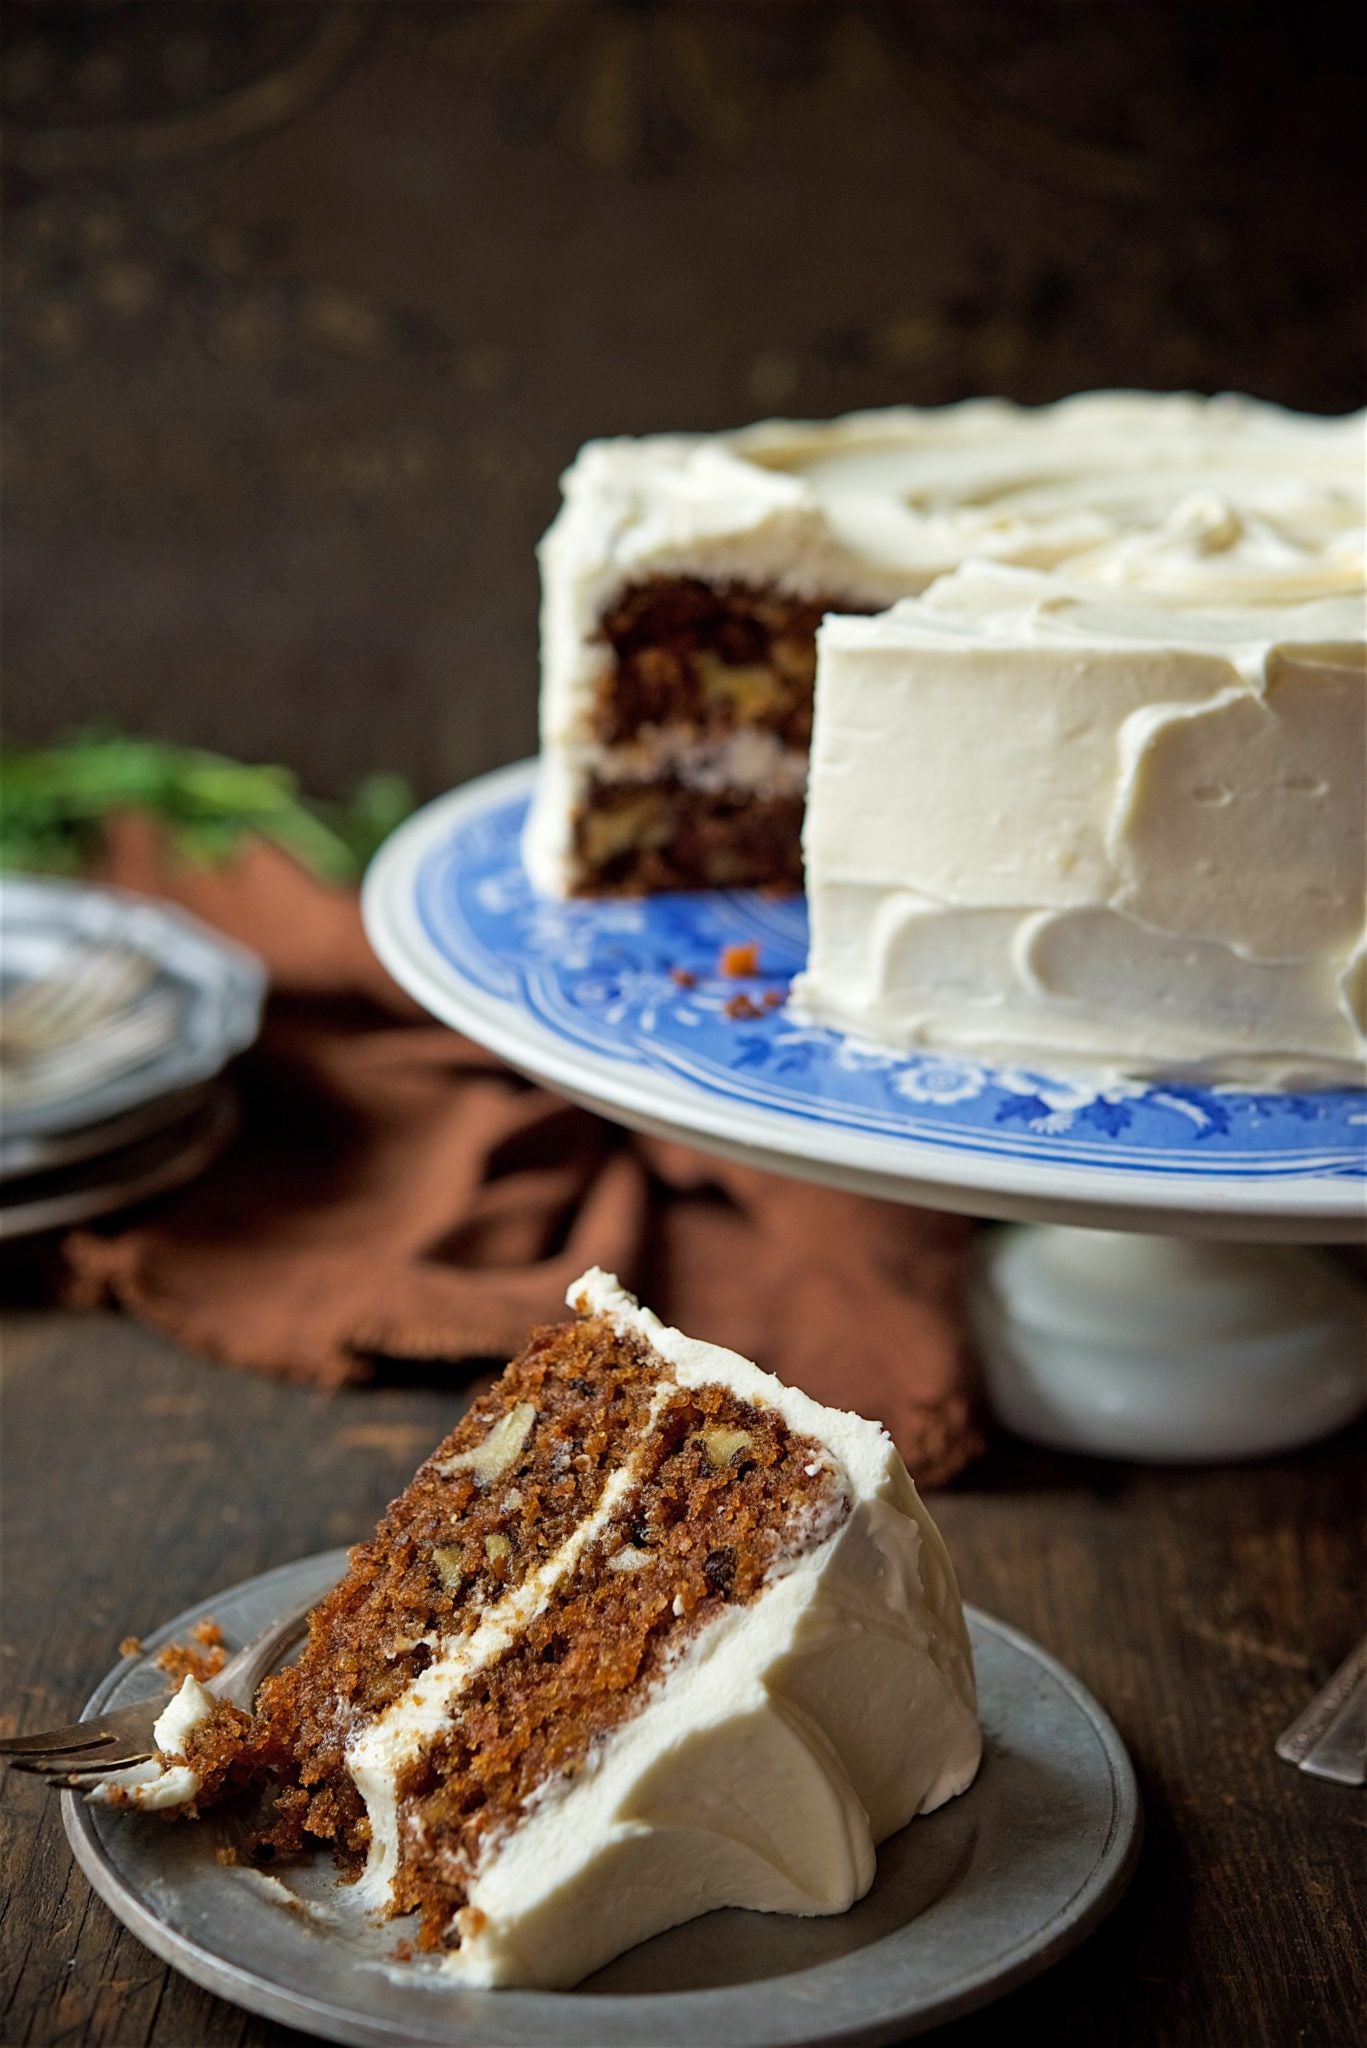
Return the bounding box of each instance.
[365,762,1367,1463]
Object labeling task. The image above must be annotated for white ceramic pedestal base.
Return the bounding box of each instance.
[971,1227,1367,1462]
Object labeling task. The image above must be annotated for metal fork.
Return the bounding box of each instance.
[0,988,180,1107]
[0,1591,318,1788]
[1275,1629,1367,1787]
[0,943,154,1064]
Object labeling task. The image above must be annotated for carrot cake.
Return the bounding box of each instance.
[524,393,1363,899]
[94,1270,981,1989]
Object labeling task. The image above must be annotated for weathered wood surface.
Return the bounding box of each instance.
[3,1306,1364,2047]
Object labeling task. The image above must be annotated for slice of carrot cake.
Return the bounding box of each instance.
[95,1269,981,1989]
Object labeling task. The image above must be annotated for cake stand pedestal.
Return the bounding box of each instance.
[364,763,1367,1465]
[970,1228,1364,1461]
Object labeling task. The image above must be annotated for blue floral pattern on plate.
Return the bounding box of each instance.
[413,792,1366,1184]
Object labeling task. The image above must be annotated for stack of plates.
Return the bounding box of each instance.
[0,877,266,1240]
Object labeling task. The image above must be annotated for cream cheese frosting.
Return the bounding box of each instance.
[363,1268,980,1988]
[792,565,1367,1084]
[525,393,1365,894]
[90,1673,218,1811]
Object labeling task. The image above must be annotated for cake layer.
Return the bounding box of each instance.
[594,576,836,749]
[572,775,805,891]
[386,1367,846,1937]
[793,565,1367,1084]
[526,394,1365,896]
[251,1313,673,1866]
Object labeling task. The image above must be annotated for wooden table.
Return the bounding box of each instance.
[3,1301,1363,2046]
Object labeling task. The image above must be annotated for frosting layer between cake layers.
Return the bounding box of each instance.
[793,565,1367,1085]
[353,1269,980,1989]
[525,393,1364,894]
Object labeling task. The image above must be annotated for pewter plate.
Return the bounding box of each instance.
[0,1081,213,1181]
[63,1550,1140,2047]
[0,1083,237,1239]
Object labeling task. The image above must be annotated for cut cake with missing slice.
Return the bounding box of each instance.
[94,1270,981,1989]
[524,395,1363,898]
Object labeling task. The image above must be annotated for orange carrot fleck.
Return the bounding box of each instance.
[719,942,759,978]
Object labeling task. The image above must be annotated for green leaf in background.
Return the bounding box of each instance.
[0,732,416,883]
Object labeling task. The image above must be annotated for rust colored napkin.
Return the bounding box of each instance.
[62,814,981,1486]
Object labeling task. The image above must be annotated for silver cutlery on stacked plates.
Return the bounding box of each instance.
[0,876,265,1236]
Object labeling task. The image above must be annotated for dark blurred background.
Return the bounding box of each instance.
[4,0,1365,801]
